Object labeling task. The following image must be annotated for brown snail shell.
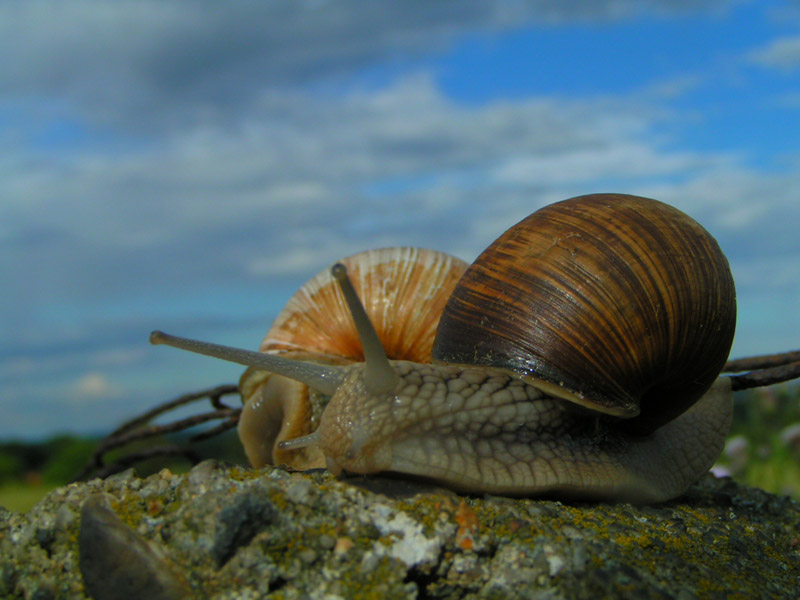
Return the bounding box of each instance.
[238,246,468,468]
[432,193,737,435]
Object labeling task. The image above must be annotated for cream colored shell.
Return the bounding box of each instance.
[237,247,468,469]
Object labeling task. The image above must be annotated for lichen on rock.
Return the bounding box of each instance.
[1,461,799,599]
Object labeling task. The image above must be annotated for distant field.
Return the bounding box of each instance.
[0,482,60,513]
[0,429,247,513]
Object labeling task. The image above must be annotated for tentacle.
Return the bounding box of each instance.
[150,331,346,395]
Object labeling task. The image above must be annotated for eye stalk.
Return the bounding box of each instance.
[331,263,399,395]
[149,330,345,395]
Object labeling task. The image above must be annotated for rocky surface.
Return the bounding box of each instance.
[2,461,799,599]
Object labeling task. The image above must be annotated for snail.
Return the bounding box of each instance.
[150,193,746,503]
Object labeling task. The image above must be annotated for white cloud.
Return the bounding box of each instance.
[735,255,800,291]
[641,167,798,231]
[0,75,679,298]
[749,35,800,71]
[69,373,123,403]
[0,342,148,389]
[490,143,705,186]
[4,72,799,353]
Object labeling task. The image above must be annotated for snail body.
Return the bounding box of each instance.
[309,360,733,502]
[152,193,738,503]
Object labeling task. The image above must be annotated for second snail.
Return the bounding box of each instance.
[151,193,799,503]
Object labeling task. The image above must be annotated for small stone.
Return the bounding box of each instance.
[286,478,315,505]
[211,490,280,566]
[543,544,566,577]
[78,494,190,600]
[106,468,137,485]
[334,536,354,555]
[187,458,227,490]
[55,504,77,530]
[298,548,317,564]
[147,498,165,517]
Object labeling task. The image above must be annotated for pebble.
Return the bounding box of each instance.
[78,494,190,600]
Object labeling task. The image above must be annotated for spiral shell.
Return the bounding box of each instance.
[238,247,468,468]
[432,193,737,434]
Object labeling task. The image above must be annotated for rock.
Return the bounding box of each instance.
[78,493,190,600]
[1,462,799,599]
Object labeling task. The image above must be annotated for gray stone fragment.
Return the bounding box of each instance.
[210,489,279,566]
[78,494,190,600]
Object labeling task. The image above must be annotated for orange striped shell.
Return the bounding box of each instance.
[238,247,468,468]
[432,194,737,435]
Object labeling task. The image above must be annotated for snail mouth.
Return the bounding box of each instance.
[321,426,393,475]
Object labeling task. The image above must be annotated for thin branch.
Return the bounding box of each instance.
[729,361,800,392]
[74,383,240,482]
[189,416,240,442]
[209,385,238,410]
[109,384,238,437]
[96,408,241,455]
[724,350,800,373]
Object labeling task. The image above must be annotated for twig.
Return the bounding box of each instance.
[723,350,800,373]
[74,383,240,482]
[729,361,800,392]
[190,416,240,442]
[108,384,238,437]
[96,408,241,455]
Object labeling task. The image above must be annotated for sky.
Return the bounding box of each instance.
[2,0,799,439]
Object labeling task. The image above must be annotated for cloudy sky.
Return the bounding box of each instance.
[2,0,799,439]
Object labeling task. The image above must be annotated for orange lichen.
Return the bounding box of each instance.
[455,501,479,550]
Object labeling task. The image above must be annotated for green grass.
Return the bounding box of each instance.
[716,437,800,499]
[0,482,60,513]
[0,428,247,513]
[745,459,800,498]
[714,384,800,499]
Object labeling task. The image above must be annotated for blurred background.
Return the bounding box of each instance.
[2,1,799,510]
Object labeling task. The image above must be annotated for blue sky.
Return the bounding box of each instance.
[2,0,799,439]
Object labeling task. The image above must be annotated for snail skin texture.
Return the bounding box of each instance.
[151,194,739,503]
